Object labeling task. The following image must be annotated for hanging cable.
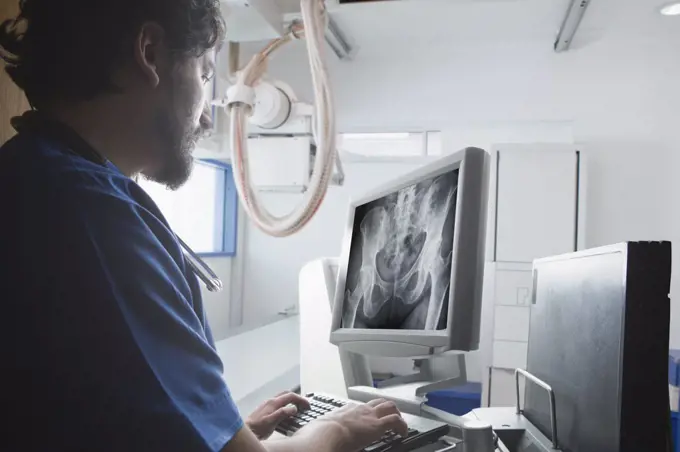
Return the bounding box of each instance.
[226,0,336,237]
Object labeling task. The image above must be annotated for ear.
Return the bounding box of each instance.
[133,22,168,88]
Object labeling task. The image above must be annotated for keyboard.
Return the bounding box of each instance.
[275,393,450,452]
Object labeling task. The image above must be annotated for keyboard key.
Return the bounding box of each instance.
[363,441,387,452]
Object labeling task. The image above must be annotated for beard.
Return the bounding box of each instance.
[142,107,205,191]
[142,66,209,191]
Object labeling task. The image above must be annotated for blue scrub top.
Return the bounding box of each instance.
[0,120,243,451]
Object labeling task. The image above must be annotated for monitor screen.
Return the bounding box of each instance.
[341,168,459,331]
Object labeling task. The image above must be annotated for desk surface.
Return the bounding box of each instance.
[215,316,300,415]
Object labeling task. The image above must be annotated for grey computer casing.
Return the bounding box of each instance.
[329,147,490,358]
[524,242,672,452]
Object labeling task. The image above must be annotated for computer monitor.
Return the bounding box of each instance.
[330,147,490,358]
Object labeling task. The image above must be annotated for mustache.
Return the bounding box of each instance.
[198,126,212,139]
[192,125,212,143]
[185,125,211,148]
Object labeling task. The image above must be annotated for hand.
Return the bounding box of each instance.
[246,392,310,440]
[295,399,408,452]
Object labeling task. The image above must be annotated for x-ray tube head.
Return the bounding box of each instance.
[330,147,490,358]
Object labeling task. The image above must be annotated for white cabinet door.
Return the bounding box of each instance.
[487,367,526,407]
[494,145,579,263]
[494,268,534,307]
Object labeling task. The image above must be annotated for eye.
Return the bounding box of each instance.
[201,71,215,84]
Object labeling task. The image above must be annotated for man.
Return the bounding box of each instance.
[0,1,406,450]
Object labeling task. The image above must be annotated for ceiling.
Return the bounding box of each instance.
[265,0,678,52]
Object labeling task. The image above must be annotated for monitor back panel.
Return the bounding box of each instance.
[524,242,671,452]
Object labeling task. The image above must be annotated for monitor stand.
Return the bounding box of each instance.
[376,354,468,396]
[346,355,463,412]
[346,353,468,418]
[317,258,469,419]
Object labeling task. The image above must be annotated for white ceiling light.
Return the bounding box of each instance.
[660,2,680,15]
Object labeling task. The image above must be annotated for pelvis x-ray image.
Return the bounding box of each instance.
[342,169,459,331]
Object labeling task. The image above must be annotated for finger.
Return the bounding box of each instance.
[265,404,298,423]
[366,398,388,408]
[274,392,311,410]
[380,413,409,437]
[373,401,400,419]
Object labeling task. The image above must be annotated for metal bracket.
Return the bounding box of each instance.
[555,0,592,52]
[288,14,356,61]
[375,354,468,397]
[515,368,559,449]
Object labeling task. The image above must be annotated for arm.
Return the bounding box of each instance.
[46,184,245,451]
[221,399,408,452]
[220,427,342,452]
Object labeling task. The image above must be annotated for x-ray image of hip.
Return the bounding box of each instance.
[343,169,458,331]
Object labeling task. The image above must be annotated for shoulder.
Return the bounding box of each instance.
[1,133,147,202]
[0,131,196,328]
[0,132,182,264]
[1,132,164,226]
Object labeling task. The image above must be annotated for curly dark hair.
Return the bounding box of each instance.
[0,0,225,108]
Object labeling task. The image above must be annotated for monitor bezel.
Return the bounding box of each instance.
[329,147,489,355]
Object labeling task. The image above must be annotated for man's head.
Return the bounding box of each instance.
[0,0,225,189]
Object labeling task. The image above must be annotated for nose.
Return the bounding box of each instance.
[200,106,214,136]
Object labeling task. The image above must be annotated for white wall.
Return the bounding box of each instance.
[241,162,423,322]
[234,33,680,356]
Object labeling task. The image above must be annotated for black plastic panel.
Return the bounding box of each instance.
[524,242,671,452]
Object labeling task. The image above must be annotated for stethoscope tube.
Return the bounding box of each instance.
[176,237,224,293]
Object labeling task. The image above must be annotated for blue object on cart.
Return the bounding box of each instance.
[372,379,482,416]
[425,382,482,416]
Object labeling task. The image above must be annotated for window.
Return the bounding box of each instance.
[138,160,238,256]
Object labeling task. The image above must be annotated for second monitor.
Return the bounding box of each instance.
[330,147,490,358]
